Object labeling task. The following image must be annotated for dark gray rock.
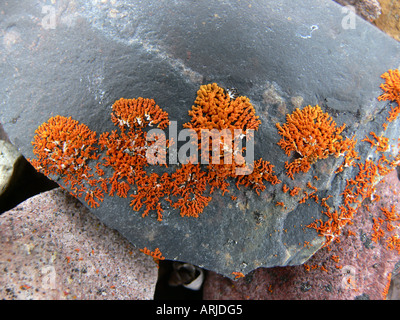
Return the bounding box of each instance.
[1,0,399,278]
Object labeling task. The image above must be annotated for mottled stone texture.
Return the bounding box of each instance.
[203,170,400,300]
[0,188,158,300]
[0,0,400,278]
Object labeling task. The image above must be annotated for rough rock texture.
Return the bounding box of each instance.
[0,188,158,300]
[203,170,400,300]
[1,0,400,278]
[334,0,381,21]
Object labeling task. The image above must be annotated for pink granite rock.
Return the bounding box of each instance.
[203,170,400,300]
[0,188,158,300]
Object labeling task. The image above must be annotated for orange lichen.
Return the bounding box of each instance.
[29,115,103,207]
[184,83,261,133]
[308,136,400,247]
[306,181,318,202]
[140,247,165,267]
[299,191,309,204]
[276,105,355,179]
[232,271,245,279]
[168,163,212,218]
[111,97,169,131]
[84,187,104,208]
[30,84,281,222]
[377,154,395,176]
[235,158,281,195]
[289,186,301,196]
[302,263,321,272]
[307,159,380,245]
[378,69,400,126]
[378,69,400,103]
[303,241,312,248]
[320,265,328,273]
[381,205,400,225]
[386,235,400,254]
[386,104,400,123]
[183,83,280,195]
[298,181,320,205]
[382,273,392,300]
[369,205,400,254]
[362,131,389,153]
[335,138,359,174]
[130,172,168,221]
[347,230,357,237]
[98,98,170,199]
[320,195,332,210]
[370,217,383,242]
[30,116,99,174]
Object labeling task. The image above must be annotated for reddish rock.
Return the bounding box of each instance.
[0,122,10,143]
[203,170,400,300]
[334,0,381,21]
[0,188,158,300]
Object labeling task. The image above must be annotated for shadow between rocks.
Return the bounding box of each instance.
[0,156,58,214]
[154,260,205,300]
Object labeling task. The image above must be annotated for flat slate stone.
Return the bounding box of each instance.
[1,0,400,278]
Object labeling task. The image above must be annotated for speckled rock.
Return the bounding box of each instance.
[0,188,158,300]
[1,0,400,278]
[203,170,400,300]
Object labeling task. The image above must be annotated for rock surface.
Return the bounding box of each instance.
[373,0,400,42]
[0,122,57,214]
[0,188,158,300]
[203,170,400,300]
[1,0,400,278]
[334,0,381,21]
[0,122,10,143]
[0,140,21,196]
